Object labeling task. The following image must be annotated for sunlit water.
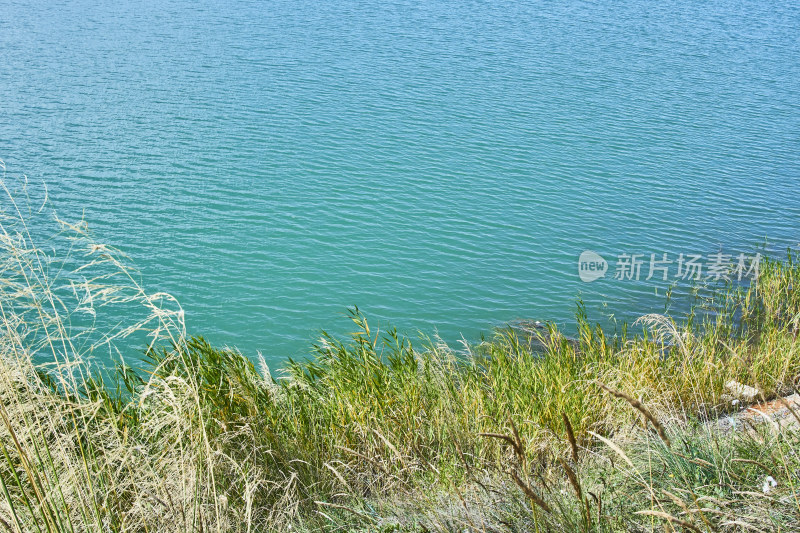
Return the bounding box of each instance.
[2,0,799,366]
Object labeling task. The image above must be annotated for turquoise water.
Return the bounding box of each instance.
[2,0,799,364]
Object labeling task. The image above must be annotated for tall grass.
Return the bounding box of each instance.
[0,172,798,531]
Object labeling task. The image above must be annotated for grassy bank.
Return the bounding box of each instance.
[1,184,799,531]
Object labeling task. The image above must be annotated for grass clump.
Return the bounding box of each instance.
[0,173,799,531]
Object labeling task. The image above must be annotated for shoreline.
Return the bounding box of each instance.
[1,225,798,530]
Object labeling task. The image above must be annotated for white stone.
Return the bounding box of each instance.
[725,380,759,401]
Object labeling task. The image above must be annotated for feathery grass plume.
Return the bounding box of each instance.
[562,412,579,463]
[557,457,582,500]
[0,169,268,532]
[511,471,552,513]
[596,381,671,447]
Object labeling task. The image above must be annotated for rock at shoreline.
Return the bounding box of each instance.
[724,380,760,402]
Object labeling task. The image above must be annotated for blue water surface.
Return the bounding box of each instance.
[2,0,799,364]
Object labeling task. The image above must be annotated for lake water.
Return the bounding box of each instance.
[2,0,799,365]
